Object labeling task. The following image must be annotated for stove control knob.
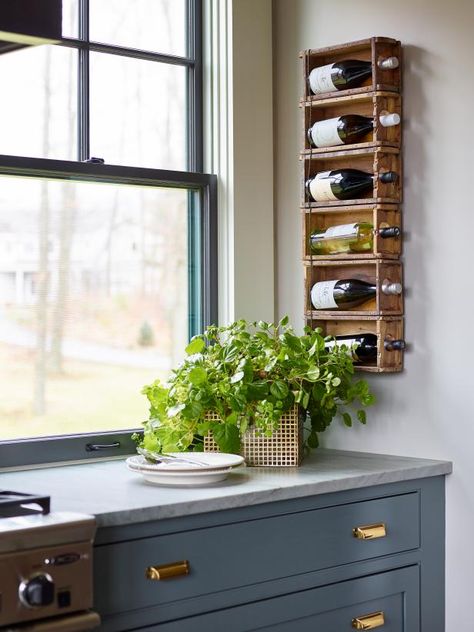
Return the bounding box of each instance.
[19,573,55,608]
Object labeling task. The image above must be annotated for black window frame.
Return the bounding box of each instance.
[0,0,218,469]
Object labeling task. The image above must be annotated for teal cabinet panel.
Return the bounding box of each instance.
[94,476,445,632]
[138,566,419,632]
[95,492,419,616]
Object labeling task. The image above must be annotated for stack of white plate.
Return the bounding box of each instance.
[126,452,244,487]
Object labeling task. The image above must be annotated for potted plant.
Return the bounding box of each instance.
[136,318,375,462]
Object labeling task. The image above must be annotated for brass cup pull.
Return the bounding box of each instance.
[145,560,190,581]
[352,611,385,629]
[352,523,387,540]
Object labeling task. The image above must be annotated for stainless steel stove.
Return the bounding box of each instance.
[0,491,99,631]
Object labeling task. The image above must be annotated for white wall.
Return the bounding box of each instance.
[273,0,474,628]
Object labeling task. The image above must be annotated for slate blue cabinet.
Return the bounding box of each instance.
[93,476,445,631]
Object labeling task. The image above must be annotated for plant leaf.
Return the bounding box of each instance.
[342,412,352,427]
[357,409,367,424]
[270,380,289,400]
[306,366,320,382]
[185,337,205,355]
[212,424,241,454]
[167,403,185,418]
[307,431,319,448]
[188,367,207,385]
[247,381,269,400]
[230,370,245,384]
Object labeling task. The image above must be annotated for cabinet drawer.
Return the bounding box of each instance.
[141,566,420,632]
[95,492,419,616]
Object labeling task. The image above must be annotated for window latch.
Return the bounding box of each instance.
[83,157,105,164]
[85,441,121,452]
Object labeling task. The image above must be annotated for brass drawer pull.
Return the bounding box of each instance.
[145,560,190,580]
[352,611,385,629]
[352,523,387,540]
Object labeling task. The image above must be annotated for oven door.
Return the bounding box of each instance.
[4,610,100,631]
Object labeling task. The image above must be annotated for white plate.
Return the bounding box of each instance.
[134,468,233,487]
[126,452,244,473]
[126,461,236,487]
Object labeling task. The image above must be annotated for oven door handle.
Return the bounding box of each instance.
[8,611,100,631]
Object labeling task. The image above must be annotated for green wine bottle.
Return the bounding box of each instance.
[310,222,401,255]
[327,333,406,364]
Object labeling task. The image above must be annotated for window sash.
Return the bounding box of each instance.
[57,0,202,169]
[0,155,217,469]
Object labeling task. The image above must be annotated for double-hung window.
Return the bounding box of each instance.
[0,0,217,468]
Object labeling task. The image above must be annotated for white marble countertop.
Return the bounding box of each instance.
[0,449,451,528]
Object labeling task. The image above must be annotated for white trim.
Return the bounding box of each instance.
[203,0,274,325]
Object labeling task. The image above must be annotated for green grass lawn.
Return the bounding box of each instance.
[0,344,166,440]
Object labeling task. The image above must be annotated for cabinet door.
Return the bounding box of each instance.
[95,492,419,617]
[137,566,419,632]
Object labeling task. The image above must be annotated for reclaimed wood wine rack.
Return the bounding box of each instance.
[301,92,402,153]
[300,36,405,372]
[303,146,402,207]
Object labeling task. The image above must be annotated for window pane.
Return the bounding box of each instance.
[90,52,186,170]
[0,176,190,441]
[89,0,186,57]
[62,0,79,38]
[0,46,77,160]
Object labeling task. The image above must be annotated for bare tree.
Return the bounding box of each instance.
[50,47,77,373]
[49,183,75,373]
[33,47,52,415]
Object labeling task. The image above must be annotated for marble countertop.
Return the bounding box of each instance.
[1,450,451,528]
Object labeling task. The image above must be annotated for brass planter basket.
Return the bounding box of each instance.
[203,405,304,467]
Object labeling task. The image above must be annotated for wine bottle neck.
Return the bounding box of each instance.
[378,171,398,184]
[378,56,399,70]
[381,279,402,295]
[378,226,401,239]
[384,339,406,351]
[379,112,401,128]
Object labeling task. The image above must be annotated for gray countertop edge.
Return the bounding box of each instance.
[97,460,452,527]
[0,449,452,528]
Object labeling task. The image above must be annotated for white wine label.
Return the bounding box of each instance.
[310,118,344,147]
[324,223,358,238]
[308,63,337,94]
[311,280,339,310]
[309,171,337,202]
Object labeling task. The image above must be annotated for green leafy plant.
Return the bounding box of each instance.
[136,317,375,455]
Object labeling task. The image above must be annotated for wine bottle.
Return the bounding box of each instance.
[308,57,399,95]
[327,333,406,364]
[306,169,398,203]
[307,112,401,148]
[310,222,401,255]
[310,278,402,310]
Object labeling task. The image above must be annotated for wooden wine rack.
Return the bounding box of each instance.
[302,147,402,207]
[302,204,401,261]
[301,92,402,153]
[300,37,405,373]
[302,37,401,102]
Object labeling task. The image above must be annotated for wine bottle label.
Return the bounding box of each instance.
[326,338,358,349]
[310,118,344,147]
[308,64,337,94]
[309,171,337,202]
[311,280,339,309]
[324,223,358,238]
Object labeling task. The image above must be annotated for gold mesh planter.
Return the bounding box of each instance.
[203,405,304,467]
